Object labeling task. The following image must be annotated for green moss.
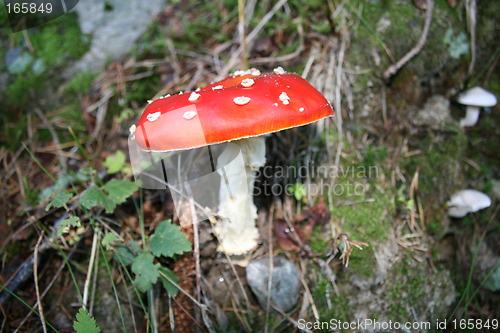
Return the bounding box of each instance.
[347,246,376,277]
[404,128,466,200]
[386,257,428,322]
[66,72,97,95]
[313,277,350,324]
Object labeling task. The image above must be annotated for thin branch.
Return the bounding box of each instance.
[383,0,434,79]
[33,232,47,333]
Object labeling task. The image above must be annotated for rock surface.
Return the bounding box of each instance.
[246,256,301,312]
[67,0,166,74]
[415,95,452,128]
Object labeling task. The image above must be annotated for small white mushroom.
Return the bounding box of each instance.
[147,111,161,122]
[273,66,286,75]
[457,87,497,127]
[188,92,201,102]
[212,85,224,90]
[241,78,255,87]
[447,189,491,218]
[183,111,197,120]
[233,96,251,105]
[279,92,290,105]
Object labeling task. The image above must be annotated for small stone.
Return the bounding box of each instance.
[246,256,301,312]
[414,95,451,128]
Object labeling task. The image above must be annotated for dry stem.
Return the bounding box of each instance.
[383,0,434,79]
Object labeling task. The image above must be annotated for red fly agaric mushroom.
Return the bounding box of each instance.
[130,67,333,255]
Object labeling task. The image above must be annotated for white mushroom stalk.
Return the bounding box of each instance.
[460,106,481,127]
[214,137,266,255]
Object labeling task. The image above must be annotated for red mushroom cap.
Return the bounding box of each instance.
[133,70,334,152]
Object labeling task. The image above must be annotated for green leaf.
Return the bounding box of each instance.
[39,173,74,203]
[73,307,101,333]
[113,240,141,266]
[159,267,179,296]
[81,185,116,213]
[103,179,138,205]
[102,233,120,251]
[56,216,81,237]
[46,192,73,211]
[132,252,160,292]
[103,151,126,174]
[288,183,307,201]
[150,220,191,258]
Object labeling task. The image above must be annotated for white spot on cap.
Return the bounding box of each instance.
[183,111,197,120]
[129,124,136,134]
[233,70,246,76]
[249,68,261,76]
[188,92,201,102]
[195,87,200,92]
[274,103,279,107]
[212,85,224,90]
[147,112,161,122]
[179,91,183,95]
[273,66,286,75]
[147,100,153,104]
[163,94,170,98]
[299,107,304,112]
[241,78,255,87]
[234,96,251,105]
[279,92,291,105]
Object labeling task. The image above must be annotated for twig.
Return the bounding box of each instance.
[383,0,434,79]
[82,229,99,309]
[33,232,47,333]
[465,0,476,75]
[238,0,248,69]
[219,0,289,78]
[264,211,274,333]
[15,243,78,330]
[33,108,67,172]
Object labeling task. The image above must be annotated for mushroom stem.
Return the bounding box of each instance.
[460,106,480,127]
[214,137,266,254]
